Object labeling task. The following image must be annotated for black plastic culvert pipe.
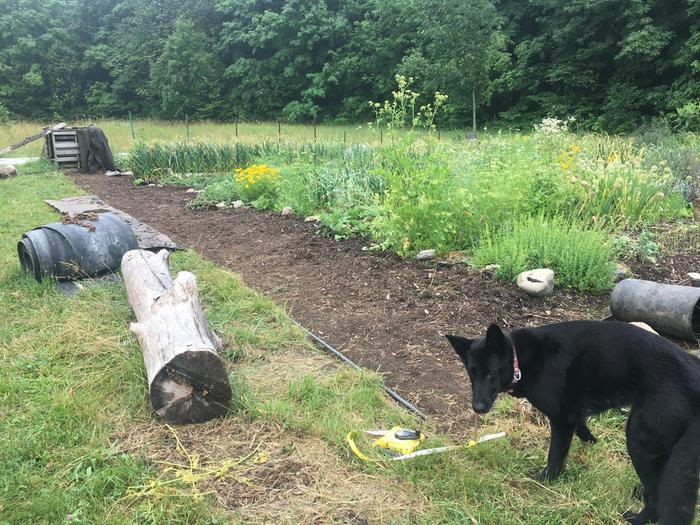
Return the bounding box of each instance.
[610,279,700,342]
[17,212,138,281]
[293,320,427,420]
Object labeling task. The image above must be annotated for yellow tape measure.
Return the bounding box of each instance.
[347,428,506,463]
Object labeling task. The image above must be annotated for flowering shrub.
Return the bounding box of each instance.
[534,116,575,134]
[233,164,280,206]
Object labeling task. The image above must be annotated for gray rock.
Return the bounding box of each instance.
[185,188,196,194]
[281,207,294,216]
[687,272,700,287]
[416,249,436,261]
[516,268,555,297]
[0,165,18,179]
[215,202,228,209]
[232,200,245,209]
[304,215,321,223]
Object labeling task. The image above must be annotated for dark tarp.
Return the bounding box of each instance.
[76,125,117,173]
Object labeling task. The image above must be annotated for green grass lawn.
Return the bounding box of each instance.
[0,167,657,524]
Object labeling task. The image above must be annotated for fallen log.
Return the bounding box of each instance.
[121,249,231,423]
[0,123,66,156]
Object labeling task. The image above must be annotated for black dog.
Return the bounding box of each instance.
[446,321,700,525]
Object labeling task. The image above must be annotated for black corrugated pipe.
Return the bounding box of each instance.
[18,212,137,281]
[610,279,700,341]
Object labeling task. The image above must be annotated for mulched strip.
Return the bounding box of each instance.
[70,173,698,434]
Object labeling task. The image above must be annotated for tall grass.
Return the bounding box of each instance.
[0,119,466,158]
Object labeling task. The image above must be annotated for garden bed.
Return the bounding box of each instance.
[65,172,663,432]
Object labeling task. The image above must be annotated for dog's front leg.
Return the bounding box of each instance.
[541,417,577,481]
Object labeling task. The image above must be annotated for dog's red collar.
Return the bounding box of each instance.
[507,345,522,393]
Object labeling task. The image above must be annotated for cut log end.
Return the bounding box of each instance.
[150,350,232,424]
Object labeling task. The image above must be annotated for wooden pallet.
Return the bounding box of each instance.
[49,130,81,168]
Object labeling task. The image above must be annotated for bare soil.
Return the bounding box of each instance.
[70,173,698,432]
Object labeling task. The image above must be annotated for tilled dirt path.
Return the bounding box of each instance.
[71,173,660,432]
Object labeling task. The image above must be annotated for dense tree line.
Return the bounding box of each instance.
[0,0,698,131]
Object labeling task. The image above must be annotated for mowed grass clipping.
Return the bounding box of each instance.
[0,169,650,524]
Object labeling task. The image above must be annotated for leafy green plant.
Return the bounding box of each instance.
[319,206,377,241]
[612,230,660,262]
[473,215,617,292]
[188,177,239,208]
[370,145,468,256]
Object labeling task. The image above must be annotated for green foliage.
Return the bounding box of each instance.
[371,145,469,255]
[612,230,661,262]
[319,206,377,241]
[0,102,10,124]
[0,0,698,130]
[188,177,239,208]
[673,101,700,132]
[149,19,223,119]
[559,154,688,229]
[128,141,348,181]
[473,215,617,292]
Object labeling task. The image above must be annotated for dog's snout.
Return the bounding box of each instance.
[472,400,490,414]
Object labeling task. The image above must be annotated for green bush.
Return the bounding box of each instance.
[370,145,469,256]
[473,215,617,293]
[188,177,239,208]
[674,101,700,132]
[0,102,10,125]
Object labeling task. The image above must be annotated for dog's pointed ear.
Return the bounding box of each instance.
[445,334,472,361]
[486,323,509,357]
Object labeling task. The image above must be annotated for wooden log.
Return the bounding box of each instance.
[0,123,66,156]
[121,249,231,424]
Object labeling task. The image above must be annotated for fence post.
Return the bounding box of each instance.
[235,121,238,138]
[185,114,190,143]
[313,119,317,143]
[343,131,346,144]
[380,128,383,145]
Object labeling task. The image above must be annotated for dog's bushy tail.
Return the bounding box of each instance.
[658,418,700,525]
